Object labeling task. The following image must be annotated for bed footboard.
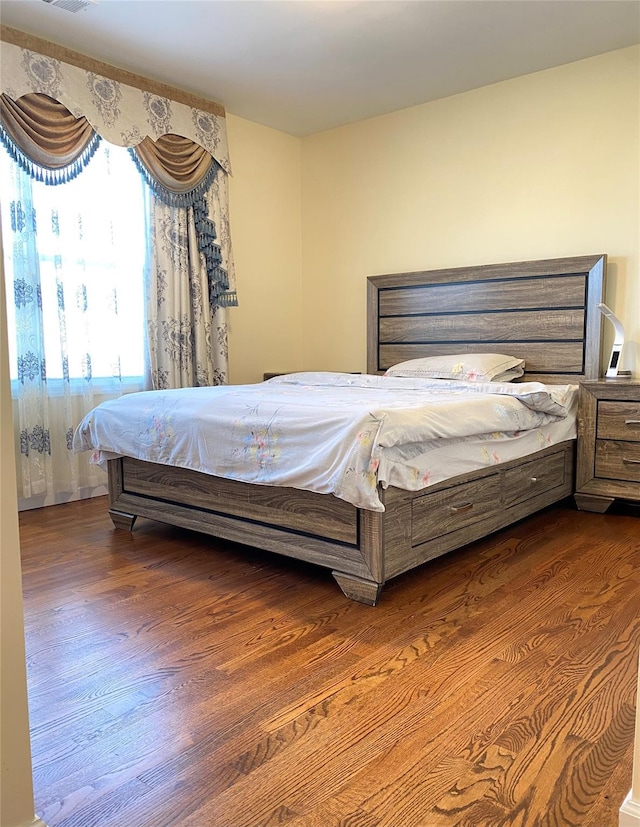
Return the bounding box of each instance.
[108,456,386,603]
[106,440,574,605]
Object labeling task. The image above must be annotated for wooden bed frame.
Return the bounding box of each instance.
[108,254,606,604]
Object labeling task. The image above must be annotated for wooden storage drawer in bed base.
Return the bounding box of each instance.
[410,448,569,548]
[412,475,502,545]
[383,443,574,580]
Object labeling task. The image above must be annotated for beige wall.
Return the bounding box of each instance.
[0,246,39,827]
[301,46,640,375]
[225,114,302,385]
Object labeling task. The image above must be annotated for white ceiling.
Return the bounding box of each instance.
[1,0,639,136]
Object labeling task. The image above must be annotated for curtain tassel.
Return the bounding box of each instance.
[192,196,235,309]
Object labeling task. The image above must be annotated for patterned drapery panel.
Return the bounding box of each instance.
[146,195,229,389]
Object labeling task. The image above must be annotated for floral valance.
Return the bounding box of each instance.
[0,39,231,175]
[0,92,220,202]
[0,90,236,308]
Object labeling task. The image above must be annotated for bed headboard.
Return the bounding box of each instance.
[367,254,606,383]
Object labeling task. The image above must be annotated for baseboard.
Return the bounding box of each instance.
[620,791,640,827]
[18,483,108,511]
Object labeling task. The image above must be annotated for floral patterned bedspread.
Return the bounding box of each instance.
[73,372,577,512]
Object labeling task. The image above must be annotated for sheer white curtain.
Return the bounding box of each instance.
[0,140,147,508]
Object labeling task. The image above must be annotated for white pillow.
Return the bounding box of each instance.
[385,353,525,382]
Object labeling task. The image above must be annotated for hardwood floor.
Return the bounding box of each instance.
[18,495,640,827]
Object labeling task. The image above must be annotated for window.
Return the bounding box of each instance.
[0,140,147,390]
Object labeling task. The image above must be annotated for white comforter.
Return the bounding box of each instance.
[73,372,577,512]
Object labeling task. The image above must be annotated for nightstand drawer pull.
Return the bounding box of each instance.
[450,502,474,513]
[625,419,640,425]
[530,477,538,483]
[623,458,640,466]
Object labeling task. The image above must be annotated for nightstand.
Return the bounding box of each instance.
[263,371,361,381]
[575,380,640,512]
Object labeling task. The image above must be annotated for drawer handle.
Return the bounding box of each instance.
[622,458,640,465]
[450,502,474,513]
[530,477,538,483]
[625,419,640,425]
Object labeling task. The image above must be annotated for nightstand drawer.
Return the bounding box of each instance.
[595,440,640,482]
[412,474,501,545]
[597,401,640,442]
[503,451,566,508]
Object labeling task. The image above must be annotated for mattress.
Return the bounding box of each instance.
[73,372,578,512]
[378,406,577,493]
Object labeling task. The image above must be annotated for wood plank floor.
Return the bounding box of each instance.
[18,495,640,827]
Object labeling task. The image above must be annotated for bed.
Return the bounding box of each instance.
[79,253,606,604]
